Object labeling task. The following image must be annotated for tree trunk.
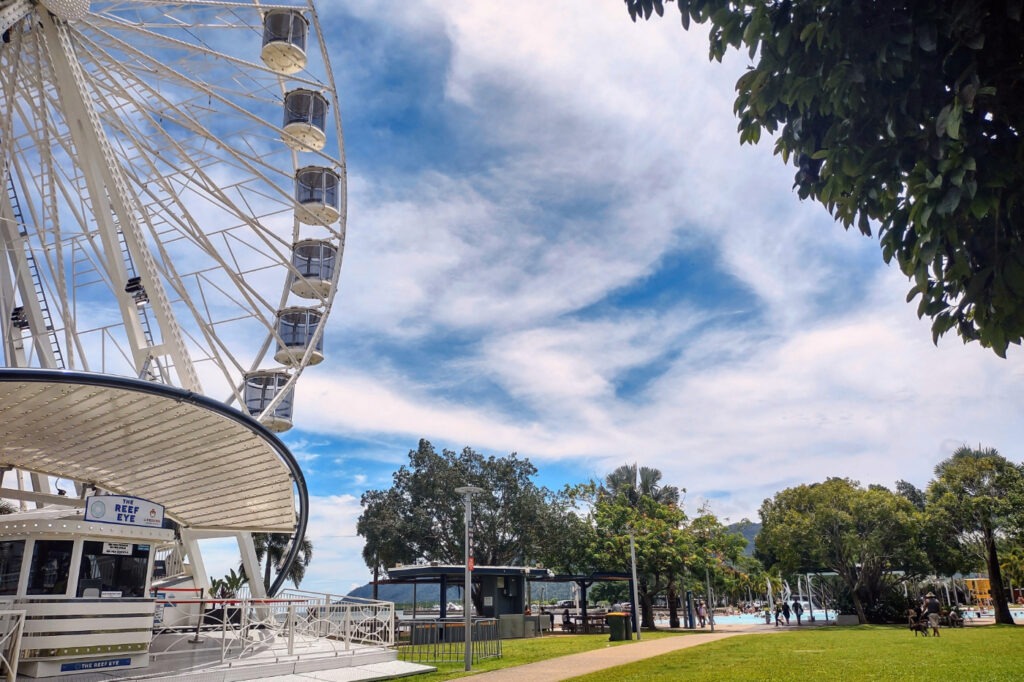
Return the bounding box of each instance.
[668,583,680,628]
[372,562,379,601]
[640,592,656,629]
[851,589,868,624]
[985,528,1015,625]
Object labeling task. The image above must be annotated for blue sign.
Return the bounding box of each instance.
[61,658,132,672]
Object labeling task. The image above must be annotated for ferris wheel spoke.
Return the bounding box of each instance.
[40,12,203,388]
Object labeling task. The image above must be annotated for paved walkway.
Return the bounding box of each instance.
[467,624,764,681]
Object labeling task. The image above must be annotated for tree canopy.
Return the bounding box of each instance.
[756,477,928,623]
[588,485,692,627]
[624,0,1024,356]
[927,445,1024,624]
[357,439,566,575]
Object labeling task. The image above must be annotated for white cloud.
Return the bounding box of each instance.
[272,0,1024,592]
[199,494,373,592]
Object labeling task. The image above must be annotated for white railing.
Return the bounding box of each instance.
[149,592,394,665]
[0,610,24,682]
[154,546,186,579]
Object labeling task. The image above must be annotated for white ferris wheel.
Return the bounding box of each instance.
[0,0,346,433]
[0,0,346,596]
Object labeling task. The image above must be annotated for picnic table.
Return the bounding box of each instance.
[570,613,609,633]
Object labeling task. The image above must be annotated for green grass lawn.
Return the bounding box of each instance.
[566,625,1024,682]
[405,631,691,681]
[408,625,1024,681]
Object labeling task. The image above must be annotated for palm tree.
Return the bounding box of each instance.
[601,463,683,629]
[241,533,313,593]
[1000,546,1024,602]
[601,463,681,506]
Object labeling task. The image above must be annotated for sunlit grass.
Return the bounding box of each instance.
[566,625,1024,681]
[407,625,1024,681]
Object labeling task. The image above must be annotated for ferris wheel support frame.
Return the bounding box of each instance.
[39,11,201,391]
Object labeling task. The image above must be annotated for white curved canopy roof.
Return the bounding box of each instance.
[0,370,304,533]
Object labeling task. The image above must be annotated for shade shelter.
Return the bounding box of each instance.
[532,571,637,633]
[385,564,553,619]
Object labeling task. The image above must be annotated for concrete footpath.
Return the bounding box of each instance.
[465,625,762,681]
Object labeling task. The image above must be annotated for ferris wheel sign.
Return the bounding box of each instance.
[84,495,165,529]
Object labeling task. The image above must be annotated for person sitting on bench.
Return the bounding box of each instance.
[561,609,576,633]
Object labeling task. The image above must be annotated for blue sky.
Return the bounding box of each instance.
[202,1,1024,594]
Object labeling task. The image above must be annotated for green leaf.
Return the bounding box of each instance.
[936,186,961,214]
[916,25,937,52]
[935,104,951,137]
[947,101,962,140]
[1003,259,1024,298]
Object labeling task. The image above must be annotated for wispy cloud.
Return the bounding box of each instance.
[266,0,1024,592]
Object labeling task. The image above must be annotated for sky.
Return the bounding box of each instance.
[203,1,1024,594]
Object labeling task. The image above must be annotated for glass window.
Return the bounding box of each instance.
[27,540,73,596]
[78,541,150,598]
[0,541,24,595]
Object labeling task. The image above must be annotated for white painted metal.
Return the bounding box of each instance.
[0,608,24,682]
[0,1,346,426]
[179,528,210,594]
[41,10,201,391]
[237,531,268,599]
[0,2,339,632]
[38,0,91,22]
[0,0,31,35]
[0,378,298,532]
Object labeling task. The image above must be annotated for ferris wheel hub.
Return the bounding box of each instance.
[38,0,90,21]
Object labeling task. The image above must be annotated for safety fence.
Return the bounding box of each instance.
[397,618,501,664]
[0,610,24,682]
[149,589,394,664]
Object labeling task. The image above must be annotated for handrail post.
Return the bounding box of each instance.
[343,603,351,650]
[287,604,295,655]
[190,590,206,644]
[220,601,229,662]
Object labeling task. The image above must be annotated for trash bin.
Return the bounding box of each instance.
[607,612,632,641]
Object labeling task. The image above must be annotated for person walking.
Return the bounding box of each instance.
[922,592,941,637]
[697,602,707,628]
[774,603,783,627]
[782,600,791,625]
[792,599,804,625]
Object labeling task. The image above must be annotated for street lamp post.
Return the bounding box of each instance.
[703,527,715,632]
[455,485,484,672]
[628,531,641,641]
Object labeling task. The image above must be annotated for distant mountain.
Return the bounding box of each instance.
[347,583,444,605]
[727,519,761,557]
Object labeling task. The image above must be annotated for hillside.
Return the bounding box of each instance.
[727,519,761,557]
